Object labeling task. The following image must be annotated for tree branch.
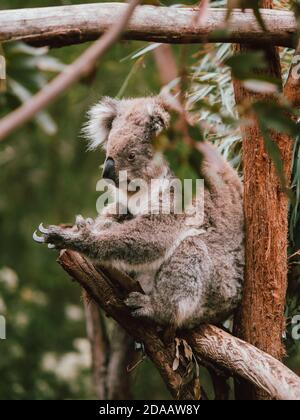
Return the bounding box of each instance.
[106,324,134,400]
[185,326,300,401]
[58,250,197,400]
[83,292,110,399]
[84,289,134,399]
[0,5,296,48]
[0,0,139,142]
[0,4,297,143]
[58,250,300,400]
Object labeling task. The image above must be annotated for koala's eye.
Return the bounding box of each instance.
[128,152,136,161]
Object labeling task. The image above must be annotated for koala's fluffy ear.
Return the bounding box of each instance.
[83,97,118,150]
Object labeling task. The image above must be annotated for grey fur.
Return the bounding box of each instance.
[34,96,244,329]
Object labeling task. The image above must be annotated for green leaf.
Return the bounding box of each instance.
[253,100,299,194]
[120,43,161,62]
[225,52,272,81]
[116,57,144,98]
[187,124,204,143]
[253,101,300,138]
[9,78,57,135]
[260,124,287,189]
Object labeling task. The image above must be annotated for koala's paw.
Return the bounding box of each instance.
[33,223,75,250]
[125,292,154,319]
[75,215,94,230]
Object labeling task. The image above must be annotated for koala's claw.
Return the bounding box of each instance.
[125,292,153,319]
[34,224,57,249]
[33,223,68,249]
[33,230,45,243]
[38,222,49,234]
[33,223,53,245]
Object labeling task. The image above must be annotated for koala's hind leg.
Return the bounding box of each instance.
[126,236,212,328]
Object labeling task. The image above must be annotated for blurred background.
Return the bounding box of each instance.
[0,0,299,400]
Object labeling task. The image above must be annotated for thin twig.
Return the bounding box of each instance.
[289,250,300,260]
[194,0,210,25]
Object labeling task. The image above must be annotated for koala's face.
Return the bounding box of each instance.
[84,96,170,185]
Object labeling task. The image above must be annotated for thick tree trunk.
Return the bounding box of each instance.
[232,0,293,400]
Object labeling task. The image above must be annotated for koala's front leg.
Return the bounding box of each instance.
[85,214,182,266]
[34,214,182,265]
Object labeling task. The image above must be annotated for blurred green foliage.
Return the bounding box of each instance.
[0,0,174,400]
[0,0,300,400]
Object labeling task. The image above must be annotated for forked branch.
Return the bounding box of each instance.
[58,250,300,401]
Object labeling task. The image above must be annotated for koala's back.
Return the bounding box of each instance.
[143,143,244,327]
[152,234,243,327]
[204,145,244,318]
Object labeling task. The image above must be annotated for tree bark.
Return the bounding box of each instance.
[57,250,300,400]
[83,295,110,399]
[59,251,198,400]
[232,0,295,400]
[83,295,134,399]
[184,325,300,401]
[0,4,296,48]
[106,324,134,400]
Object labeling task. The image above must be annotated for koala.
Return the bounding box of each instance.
[33,96,244,329]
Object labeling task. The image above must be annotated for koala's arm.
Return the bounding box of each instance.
[37,214,182,268]
[89,215,180,265]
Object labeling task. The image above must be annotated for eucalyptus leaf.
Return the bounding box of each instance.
[9,78,57,135]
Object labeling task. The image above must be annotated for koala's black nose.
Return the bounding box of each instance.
[102,157,116,182]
